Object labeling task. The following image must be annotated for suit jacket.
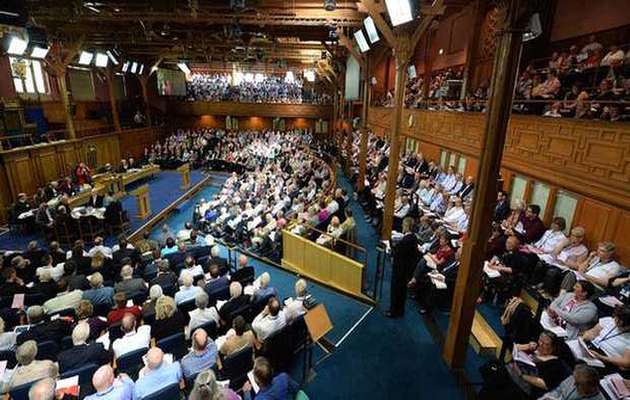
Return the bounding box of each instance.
[219,295,250,322]
[392,233,420,274]
[17,318,73,345]
[230,266,255,286]
[459,183,474,199]
[494,200,510,222]
[115,278,147,299]
[204,276,230,296]
[87,195,104,208]
[57,342,112,373]
[150,273,178,292]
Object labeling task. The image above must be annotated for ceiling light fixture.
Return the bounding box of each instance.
[122,61,130,72]
[384,0,413,27]
[106,50,119,65]
[177,62,191,75]
[363,17,380,44]
[130,61,138,74]
[354,30,370,53]
[7,36,28,55]
[95,52,108,67]
[30,45,50,59]
[78,51,94,65]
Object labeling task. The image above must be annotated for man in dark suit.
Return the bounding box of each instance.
[230,255,255,287]
[69,243,92,275]
[150,261,178,295]
[458,176,475,199]
[86,189,104,208]
[17,305,73,345]
[494,190,510,222]
[209,246,229,275]
[57,322,112,373]
[44,181,60,201]
[204,264,230,297]
[218,282,250,326]
[387,217,420,318]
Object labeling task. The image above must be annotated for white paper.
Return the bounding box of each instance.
[429,273,447,289]
[424,254,437,270]
[512,347,537,367]
[540,310,567,338]
[56,375,79,390]
[483,261,501,279]
[11,294,24,309]
[247,370,260,393]
[599,296,623,308]
[600,373,630,400]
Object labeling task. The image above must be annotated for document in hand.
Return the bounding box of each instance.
[565,338,605,368]
[600,373,630,400]
[540,310,567,337]
[483,261,501,278]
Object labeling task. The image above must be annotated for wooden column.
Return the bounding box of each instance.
[139,75,152,127]
[346,101,353,173]
[358,60,370,191]
[106,69,121,132]
[460,0,485,99]
[381,44,410,239]
[422,33,433,100]
[443,0,526,368]
[56,72,76,139]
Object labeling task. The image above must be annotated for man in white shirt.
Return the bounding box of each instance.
[112,313,151,358]
[251,297,286,341]
[187,292,219,339]
[178,256,204,282]
[177,222,194,242]
[43,278,83,314]
[175,272,202,305]
[88,237,113,259]
[442,197,465,226]
[561,241,623,292]
[528,217,567,254]
[36,255,65,282]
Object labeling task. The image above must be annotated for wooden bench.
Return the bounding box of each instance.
[470,311,503,358]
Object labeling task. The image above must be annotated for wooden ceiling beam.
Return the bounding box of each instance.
[336,28,366,69]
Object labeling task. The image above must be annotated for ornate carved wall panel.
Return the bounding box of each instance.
[168,101,332,120]
[369,107,630,210]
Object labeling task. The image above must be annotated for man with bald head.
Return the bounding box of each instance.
[133,347,183,400]
[28,378,56,400]
[111,313,151,358]
[230,254,255,286]
[85,365,134,400]
[181,328,218,380]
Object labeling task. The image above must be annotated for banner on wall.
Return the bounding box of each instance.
[344,55,360,101]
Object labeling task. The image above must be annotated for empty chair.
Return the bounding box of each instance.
[60,363,99,398]
[157,332,188,360]
[116,347,147,378]
[142,382,181,400]
[220,346,253,390]
[36,340,59,362]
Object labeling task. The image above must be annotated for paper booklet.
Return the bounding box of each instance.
[540,310,567,338]
[483,261,501,279]
[565,338,605,368]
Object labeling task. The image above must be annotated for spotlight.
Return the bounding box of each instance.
[106,50,119,65]
[78,51,94,65]
[30,45,49,59]
[177,62,191,75]
[7,36,28,55]
[363,16,380,44]
[122,61,130,72]
[384,0,413,27]
[95,53,108,67]
[354,30,370,53]
[324,0,336,11]
[138,64,145,74]
[130,61,138,74]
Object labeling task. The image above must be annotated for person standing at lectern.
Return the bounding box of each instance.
[386,217,420,318]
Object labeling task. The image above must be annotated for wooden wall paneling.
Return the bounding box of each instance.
[57,144,80,177]
[34,147,62,184]
[4,153,38,197]
[168,101,332,120]
[612,210,630,265]
[544,187,558,225]
[572,198,617,249]
[464,156,477,179]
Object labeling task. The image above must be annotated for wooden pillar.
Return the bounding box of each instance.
[422,33,433,100]
[346,101,353,172]
[358,60,370,191]
[57,71,76,140]
[461,0,485,99]
[381,44,410,239]
[443,0,525,368]
[106,69,121,132]
[139,75,152,127]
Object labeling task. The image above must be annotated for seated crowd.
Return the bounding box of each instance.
[347,130,629,399]
[185,72,330,105]
[0,228,311,399]
[190,130,338,260]
[9,162,130,241]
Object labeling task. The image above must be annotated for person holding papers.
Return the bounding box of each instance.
[480,236,529,304]
[408,233,455,289]
[557,241,623,294]
[501,331,572,398]
[580,305,630,370]
[547,281,598,340]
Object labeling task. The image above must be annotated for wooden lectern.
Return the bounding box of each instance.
[130,184,151,219]
[177,163,191,190]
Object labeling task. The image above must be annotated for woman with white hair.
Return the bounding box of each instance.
[189,368,240,400]
[252,272,278,303]
[285,279,308,321]
[3,340,58,393]
[142,284,163,322]
[187,292,220,338]
[175,271,203,305]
